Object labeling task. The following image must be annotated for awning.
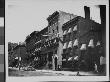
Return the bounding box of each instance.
[80,44,87,50]
[35,40,41,44]
[54,38,56,43]
[73,39,78,47]
[68,41,72,48]
[68,57,73,61]
[44,44,47,47]
[46,39,49,42]
[15,57,18,59]
[35,48,38,51]
[63,42,68,49]
[54,54,58,59]
[74,56,78,60]
[48,40,51,46]
[73,25,77,31]
[88,39,94,48]
[55,33,59,37]
[63,30,67,35]
[62,59,66,61]
[68,28,72,33]
[38,47,41,50]
[32,53,35,55]
[100,56,106,65]
[34,57,38,61]
[96,41,101,46]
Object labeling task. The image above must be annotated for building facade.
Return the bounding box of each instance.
[8,42,18,66]
[62,16,103,71]
[33,27,48,69]
[24,6,106,73]
[45,11,77,70]
[29,11,77,70]
[12,43,27,67]
[8,42,27,67]
[25,31,39,56]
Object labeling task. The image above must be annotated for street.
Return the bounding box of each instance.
[8,67,103,76]
[8,67,64,76]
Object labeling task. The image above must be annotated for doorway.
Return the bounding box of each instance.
[55,57,57,70]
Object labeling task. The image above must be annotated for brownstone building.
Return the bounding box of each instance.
[62,16,103,71]
[27,11,77,70]
[45,11,77,70]
[33,27,48,69]
[25,31,39,57]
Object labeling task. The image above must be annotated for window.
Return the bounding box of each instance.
[63,30,67,35]
[73,25,77,31]
[53,29,54,33]
[57,26,58,31]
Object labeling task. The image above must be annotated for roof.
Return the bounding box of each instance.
[36,26,48,36]
[62,16,102,29]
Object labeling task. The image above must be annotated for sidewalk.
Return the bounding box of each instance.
[9,67,102,76]
[8,67,24,71]
[36,70,101,76]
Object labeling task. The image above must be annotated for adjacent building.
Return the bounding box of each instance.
[33,27,48,69]
[8,42,27,67]
[25,31,39,57]
[8,42,18,66]
[45,11,77,70]
[13,42,27,67]
[62,16,103,71]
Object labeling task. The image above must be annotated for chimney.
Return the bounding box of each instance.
[99,5,106,26]
[84,6,90,19]
[99,5,106,57]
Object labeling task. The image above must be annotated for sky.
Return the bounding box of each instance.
[6,0,108,43]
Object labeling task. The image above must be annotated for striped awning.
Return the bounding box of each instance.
[73,25,77,31]
[38,47,41,51]
[63,30,67,35]
[80,44,87,50]
[63,42,68,49]
[100,56,106,65]
[74,56,78,60]
[54,54,58,59]
[44,44,47,47]
[88,39,94,48]
[73,39,78,47]
[15,57,18,59]
[34,57,38,61]
[62,58,66,61]
[68,28,72,33]
[68,41,72,48]
[96,41,101,46]
[35,48,38,51]
[48,40,51,46]
[46,39,49,42]
[54,38,58,43]
[68,57,73,61]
